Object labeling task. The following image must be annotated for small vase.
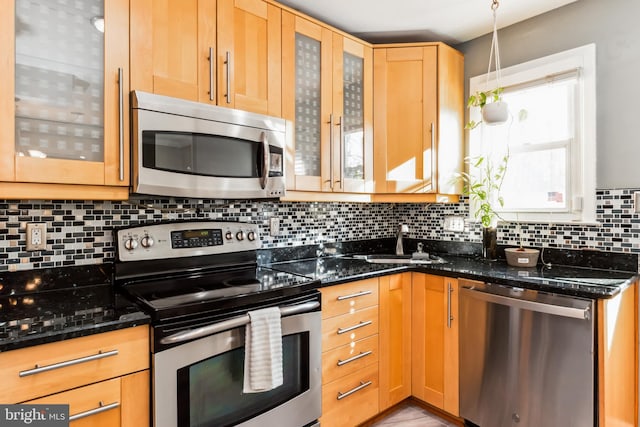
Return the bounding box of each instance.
[482,101,509,125]
[482,226,498,261]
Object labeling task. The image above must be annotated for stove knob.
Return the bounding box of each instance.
[124,238,138,251]
[141,235,154,248]
[236,231,245,241]
[247,231,256,241]
[225,231,233,240]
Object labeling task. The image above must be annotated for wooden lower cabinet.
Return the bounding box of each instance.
[320,279,380,426]
[25,371,149,427]
[411,273,459,416]
[321,362,379,427]
[598,282,638,427]
[378,272,412,411]
[2,326,150,427]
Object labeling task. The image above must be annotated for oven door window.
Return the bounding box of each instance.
[142,131,261,178]
[176,332,309,427]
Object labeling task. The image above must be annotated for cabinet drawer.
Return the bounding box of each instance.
[321,279,379,319]
[322,334,379,385]
[27,377,121,427]
[0,326,149,403]
[322,305,378,351]
[320,362,379,427]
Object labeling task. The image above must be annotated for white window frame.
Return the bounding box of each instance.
[468,44,596,224]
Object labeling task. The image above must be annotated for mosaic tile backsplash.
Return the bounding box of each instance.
[0,188,638,271]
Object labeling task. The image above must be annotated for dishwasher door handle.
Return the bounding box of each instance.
[461,287,590,320]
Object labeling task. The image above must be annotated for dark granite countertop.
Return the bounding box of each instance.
[267,255,637,299]
[263,239,638,299]
[0,264,150,352]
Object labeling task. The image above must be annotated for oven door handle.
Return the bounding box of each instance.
[159,300,320,345]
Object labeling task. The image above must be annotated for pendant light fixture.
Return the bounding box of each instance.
[481,0,509,125]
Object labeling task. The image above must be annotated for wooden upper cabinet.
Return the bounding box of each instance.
[373,44,463,195]
[282,12,373,194]
[0,0,130,199]
[217,0,282,116]
[130,0,280,116]
[130,0,216,103]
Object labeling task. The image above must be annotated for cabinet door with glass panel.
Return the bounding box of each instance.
[0,0,130,198]
[282,12,373,194]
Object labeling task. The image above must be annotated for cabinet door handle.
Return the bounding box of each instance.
[208,47,215,101]
[337,380,372,400]
[224,51,231,104]
[326,114,334,189]
[337,350,373,366]
[337,320,372,335]
[118,67,124,181]
[18,350,119,377]
[447,282,454,328]
[336,290,372,301]
[336,116,344,189]
[69,401,120,421]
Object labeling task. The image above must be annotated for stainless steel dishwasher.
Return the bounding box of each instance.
[459,280,594,427]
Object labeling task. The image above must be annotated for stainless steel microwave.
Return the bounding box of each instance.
[131,91,286,199]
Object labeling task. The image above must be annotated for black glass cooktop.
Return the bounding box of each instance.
[119,266,319,322]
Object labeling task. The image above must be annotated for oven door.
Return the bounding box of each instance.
[153,310,321,427]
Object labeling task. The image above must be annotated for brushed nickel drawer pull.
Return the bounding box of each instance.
[337,380,372,400]
[337,350,373,366]
[69,401,120,421]
[336,290,372,301]
[18,349,119,377]
[337,320,372,335]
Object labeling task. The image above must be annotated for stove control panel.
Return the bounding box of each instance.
[116,221,261,262]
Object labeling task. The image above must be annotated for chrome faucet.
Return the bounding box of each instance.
[396,224,408,255]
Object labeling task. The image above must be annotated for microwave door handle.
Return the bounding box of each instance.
[260,131,269,189]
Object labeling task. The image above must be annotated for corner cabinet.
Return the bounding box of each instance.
[282,12,373,197]
[378,273,412,411]
[411,273,459,416]
[130,0,281,116]
[0,0,130,200]
[373,43,463,200]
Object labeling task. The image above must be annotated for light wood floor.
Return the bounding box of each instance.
[368,401,461,427]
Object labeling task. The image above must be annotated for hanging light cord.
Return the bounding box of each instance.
[486,0,502,88]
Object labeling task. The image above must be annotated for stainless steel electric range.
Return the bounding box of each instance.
[113,221,321,427]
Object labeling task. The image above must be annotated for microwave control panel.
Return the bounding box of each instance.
[116,221,260,262]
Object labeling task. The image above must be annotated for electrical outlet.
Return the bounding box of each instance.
[270,217,280,236]
[26,223,47,251]
[443,216,466,232]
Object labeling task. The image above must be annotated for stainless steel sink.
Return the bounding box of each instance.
[350,254,447,265]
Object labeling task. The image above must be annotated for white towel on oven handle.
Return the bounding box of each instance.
[243,306,284,393]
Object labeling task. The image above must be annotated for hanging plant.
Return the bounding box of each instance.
[466,0,508,130]
[465,88,504,129]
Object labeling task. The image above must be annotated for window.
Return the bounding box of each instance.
[468,44,596,223]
